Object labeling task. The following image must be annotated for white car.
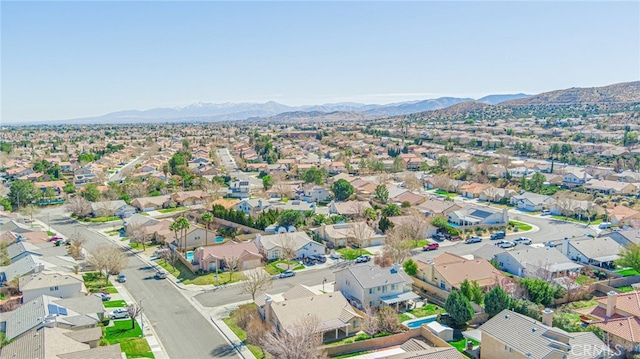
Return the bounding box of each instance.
[109,309,130,320]
[514,237,532,245]
[465,236,482,244]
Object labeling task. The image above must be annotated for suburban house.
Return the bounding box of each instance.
[170,190,211,206]
[177,226,218,250]
[479,187,517,203]
[0,255,47,284]
[130,195,171,212]
[587,291,640,353]
[316,222,386,248]
[493,246,583,280]
[448,206,508,227]
[459,182,490,199]
[414,252,507,293]
[334,263,419,310]
[255,284,362,343]
[235,198,269,215]
[510,192,556,212]
[328,200,373,217]
[609,229,640,247]
[254,232,326,260]
[90,200,135,218]
[559,237,623,268]
[192,240,262,273]
[299,186,331,203]
[479,309,608,359]
[389,191,428,206]
[563,169,592,188]
[416,199,462,218]
[6,241,42,263]
[605,205,640,227]
[388,215,434,239]
[19,271,87,303]
[584,179,638,195]
[123,214,173,243]
[228,180,251,199]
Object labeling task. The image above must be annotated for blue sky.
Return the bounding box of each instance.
[2,1,639,123]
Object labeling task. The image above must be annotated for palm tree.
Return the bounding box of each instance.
[169,221,180,248]
[175,216,190,251]
[202,212,213,247]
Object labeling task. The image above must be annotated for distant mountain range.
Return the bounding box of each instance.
[13,81,639,125]
[39,93,532,125]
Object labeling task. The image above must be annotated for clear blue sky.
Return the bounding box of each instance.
[2,1,639,123]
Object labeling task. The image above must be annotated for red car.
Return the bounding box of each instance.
[49,236,63,242]
[423,243,439,251]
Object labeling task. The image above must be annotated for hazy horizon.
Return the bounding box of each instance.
[3,1,639,123]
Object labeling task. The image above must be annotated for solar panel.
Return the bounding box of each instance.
[47,304,58,315]
[58,307,68,315]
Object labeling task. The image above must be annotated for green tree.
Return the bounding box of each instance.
[520,278,556,306]
[382,204,402,217]
[528,172,546,193]
[460,279,484,305]
[431,217,448,228]
[331,179,354,201]
[63,182,76,194]
[83,184,101,202]
[201,212,214,247]
[262,175,273,190]
[301,167,325,185]
[8,180,39,209]
[444,290,474,327]
[277,210,302,227]
[403,259,418,276]
[378,216,394,233]
[436,156,449,173]
[484,286,511,317]
[617,243,640,274]
[373,184,389,204]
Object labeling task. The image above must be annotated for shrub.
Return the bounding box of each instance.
[354,333,372,342]
[374,332,393,338]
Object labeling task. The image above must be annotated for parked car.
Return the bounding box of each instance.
[314,255,326,263]
[490,231,505,240]
[514,237,532,245]
[93,292,111,301]
[423,243,440,251]
[109,309,129,320]
[153,248,169,257]
[117,274,126,283]
[465,236,482,244]
[584,233,595,238]
[355,255,371,263]
[599,222,612,229]
[544,241,556,248]
[540,210,551,216]
[154,271,167,279]
[279,270,296,278]
[495,240,516,249]
[329,252,342,260]
[431,233,446,241]
[48,236,63,242]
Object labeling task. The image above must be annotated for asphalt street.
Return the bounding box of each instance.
[39,208,237,359]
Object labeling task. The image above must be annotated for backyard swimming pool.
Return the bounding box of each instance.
[186,251,194,262]
[215,237,224,243]
[404,315,438,329]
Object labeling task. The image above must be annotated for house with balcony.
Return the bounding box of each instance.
[334,263,419,310]
[415,252,506,293]
[228,180,251,199]
[19,271,86,303]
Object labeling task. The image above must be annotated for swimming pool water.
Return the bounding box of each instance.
[405,316,437,329]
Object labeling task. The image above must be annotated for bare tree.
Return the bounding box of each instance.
[239,270,273,301]
[349,222,373,255]
[403,172,422,192]
[376,306,402,334]
[554,274,589,303]
[126,183,148,200]
[261,314,326,359]
[271,173,294,199]
[246,316,270,346]
[127,302,143,329]
[67,232,87,261]
[19,205,40,225]
[278,234,297,269]
[126,221,148,250]
[401,210,429,247]
[87,245,129,284]
[432,175,452,192]
[67,196,92,218]
[100,201,118,219]
[224,256,240,281]
[483,186,500,203]
[160,249,180,271]
[555,197,577,219]
[381,227,414,264]
[360,306,378,336]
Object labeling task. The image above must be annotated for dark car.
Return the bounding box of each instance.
[314,255,326,263]
[423,243,440,251]
[279,270,296,278]
[490,231,506,240]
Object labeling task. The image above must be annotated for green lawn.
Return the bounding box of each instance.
[158,207,187,213]
[264,260,305,274]
[105,321,154,358]
[407,304,445,318]
[448,337,479,355]
[83,272,118,292]
[398,313,411,322]
[565,300,597,309]
[616,285,636,293]
[509,221,533,231]
[616,268,640,277]
[89,216,120,223]
[156,259,245,285]
[336,247,373,260]
[550,216,602,225]
[434,189,458,197]
[47,230,55,236]
[104,300,127,308]
[576,275,597,285]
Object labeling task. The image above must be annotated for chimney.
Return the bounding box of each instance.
[561,237,570,256]
[606,291,617,317]
[542,308,553,327]
[258,199,263,211]
[264,296,272,324]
